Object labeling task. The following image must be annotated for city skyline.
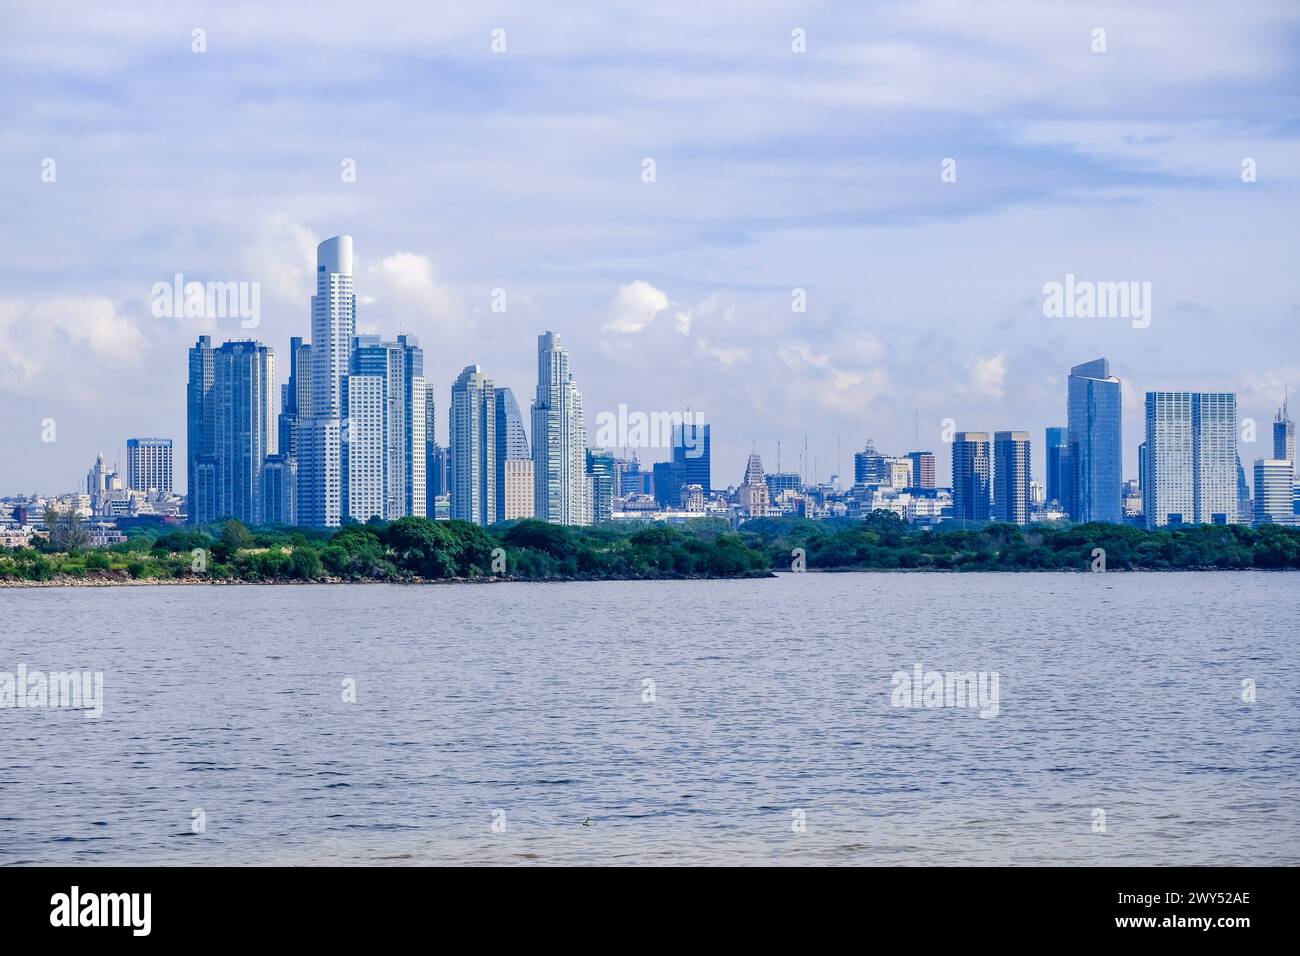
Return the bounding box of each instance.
[4,3,1299,498]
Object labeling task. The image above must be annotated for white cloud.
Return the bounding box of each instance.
[364,252,458,333]
[0,297,148,391]
[604,280,672,334]
[969,354,1007,399]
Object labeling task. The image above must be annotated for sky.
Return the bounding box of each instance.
[2,0,1298,496]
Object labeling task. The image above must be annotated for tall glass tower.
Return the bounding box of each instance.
[531,332,590,525]
[1066,358,1122,523]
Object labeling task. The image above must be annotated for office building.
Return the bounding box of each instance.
[671,420,711,495]
[1253,459,1294,527]
[126,438,173,495]
[186,335,216,522]
[951,432,992,522]
[1143,391,1239,527]
[1044,426,1067,507]
[907,450,936,489]
[993,431,1031,525]
[1066,359,1122,523]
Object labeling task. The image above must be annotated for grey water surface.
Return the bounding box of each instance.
[1,572,1296,865]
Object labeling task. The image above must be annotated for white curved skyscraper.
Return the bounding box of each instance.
[299,236,355,527]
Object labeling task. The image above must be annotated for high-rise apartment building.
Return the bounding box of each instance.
[126,438,174,495]
[1143,391,1239,527]
[211,340,276,525]
[1066,359,1122,523]
[495,387,531,523]
[262,453,296,525]
[501,459,535,521]
[348,334,426,521]
[277,337,312,461]
[532,332,590,525]
[299,236,355,528]
[450,365,497,525]
[951,432,992,522]
[993,431,1031,525]
[906,450,936,489]
[1253,459,1294,527]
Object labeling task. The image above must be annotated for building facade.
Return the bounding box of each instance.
[450,365,497,525]
[126,438,173,495]
[531,332,590,525]
[951,432,992,522]
[1143,391,1239,527]
[1066,359,1122,523]
[993,431,1031,525]
[299,236,355,528]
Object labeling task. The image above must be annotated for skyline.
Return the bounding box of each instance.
[3,1,1300,495]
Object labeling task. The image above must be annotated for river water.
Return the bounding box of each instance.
[1,572,1296,865]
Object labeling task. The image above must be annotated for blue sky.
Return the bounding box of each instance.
[2,0,1298,494]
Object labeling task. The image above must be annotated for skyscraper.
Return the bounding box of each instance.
[126,438,173,495]
[1066,359,1122,523]
[993,431,1031,525]
[277,336,312,461]
[1274,395,1296,464]
[586,449,616,524]
[1143,392,1239,527]
[853,441,887,485]
[495,387,531,523]
[186,335,215,522]
[671,420,711,495]
[1044,426,1067,507]
[531,332,590,525]
[1273,396,1297,521]
[906,450,936,490]
[450,365,497,525]
[348,334,426,521]
[951,432,992,522]
[212,340,276,524]
[300,236,355,528]
[344,371,385,523]
[262,453,296,525]
[1253,460,1293,527]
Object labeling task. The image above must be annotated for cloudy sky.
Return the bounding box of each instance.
[2,0,1298,495]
